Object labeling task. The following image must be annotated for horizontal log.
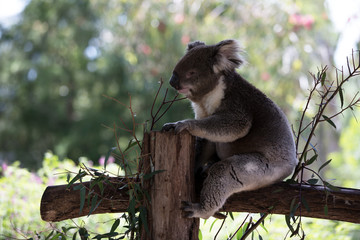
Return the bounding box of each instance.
[40,178,129,222]
[40,178,360,223]
[223,182,360,223]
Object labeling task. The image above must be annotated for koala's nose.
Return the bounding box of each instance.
[169,73,179,89]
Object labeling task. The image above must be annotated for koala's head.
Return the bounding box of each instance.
[169,39,244,102]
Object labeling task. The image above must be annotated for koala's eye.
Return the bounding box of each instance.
[186,70,196,78]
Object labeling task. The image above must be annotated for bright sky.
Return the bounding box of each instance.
[0,0,28,24]
[327,0,360,66]
[0,0,359,65]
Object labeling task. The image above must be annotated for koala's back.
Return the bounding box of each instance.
[215,71,297,164]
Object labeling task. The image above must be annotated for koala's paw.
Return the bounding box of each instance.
[181,201,211,219]
[161,122,177,132]
[161,121,189,133]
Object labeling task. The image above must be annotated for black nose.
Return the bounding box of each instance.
[169,73,179,89]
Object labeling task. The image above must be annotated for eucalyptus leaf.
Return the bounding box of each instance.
[307,178,319,185]
[305,154,318,166]
[285,215,295,234]
[79,186,86,214]
[104,147,117,169]
[339,87,344,108]
[322,115,336,129]
[320,71,326,85]
[110,219,120,233]
[318,159,332,172]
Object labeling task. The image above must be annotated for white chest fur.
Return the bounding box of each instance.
[191,77,226,119]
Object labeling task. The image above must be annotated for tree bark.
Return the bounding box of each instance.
[40,131,360,225]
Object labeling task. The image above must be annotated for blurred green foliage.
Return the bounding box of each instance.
[327,113,360,188]
[0,152,122,238]
[0,0,337,168]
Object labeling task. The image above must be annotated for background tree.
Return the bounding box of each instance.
[0,0,338,169]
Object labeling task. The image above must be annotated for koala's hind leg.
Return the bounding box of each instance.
[182,153,293,219]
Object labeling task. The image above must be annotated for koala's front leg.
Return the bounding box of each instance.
[163,114,252,143]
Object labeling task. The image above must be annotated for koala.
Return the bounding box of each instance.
[162,39,298,219]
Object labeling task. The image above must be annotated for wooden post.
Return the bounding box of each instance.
[141,131,199,240]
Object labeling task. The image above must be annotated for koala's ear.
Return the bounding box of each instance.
[213,39,244,73]
[187,41,205,51]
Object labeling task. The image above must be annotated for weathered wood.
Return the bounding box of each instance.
[140,131,199,240]
[41,178,360,224]
[40,131,360,225]
[223,182,360,223]
[40,178,129,222]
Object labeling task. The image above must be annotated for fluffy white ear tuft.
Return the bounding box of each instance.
[213,39,244,73]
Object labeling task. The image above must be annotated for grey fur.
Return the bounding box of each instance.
[162,39,298,219]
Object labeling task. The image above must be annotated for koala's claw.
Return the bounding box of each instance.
[181,201,226,219]
[180,201,195,218]
[161,123,176,132]
[162,121,189,133]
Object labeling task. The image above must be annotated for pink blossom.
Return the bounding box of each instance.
[174,14,185,24]
[289,14,314,30]
[1,163,8,172]
[30,173,43,184]
[99,155,115,166]
[139,44,152,55]
[261,72,271,81]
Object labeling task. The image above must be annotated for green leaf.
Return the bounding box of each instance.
[198,229,203,240]
[285,215,295,234]
[45,230,54,240]
[301,196,311,212]
[324,204,328,215]
[305,154,318,166]
[289,198,299,218]
[73,184,83,191]
[124,139,138,153]
[321,71,326,85]
[339,87,344,108]
[67,170,87,188]
[140,206,149,233]
[260,218,268,233]
[229,211,234,220]
[104,147,117,169]
[79,186,86,214]
[110,219,120,233]
[318,159,332,172]
[93,232,119,240]
[66,173,70,184]
[51,233,63,239]
[127,197,136,217]
[322,115,336,129]
[242,222,249,236]
[78,228,89,239]
[88,195,102,217]
[324,181,341,192]
[209,219,218,231]
[285,179,298,184]
[97,181,104,196]
[143,169,165,180]
[307,178,319,185]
